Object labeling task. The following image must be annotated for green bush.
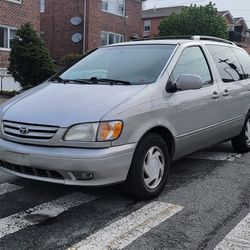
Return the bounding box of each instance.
[60,54,83,66]
[8,23,55,88]
[0,90,17,97]
[159,2,228,39]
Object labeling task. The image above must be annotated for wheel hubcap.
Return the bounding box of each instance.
[245,118,250,147]
[143,146,165,189]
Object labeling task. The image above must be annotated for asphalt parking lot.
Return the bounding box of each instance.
[0,142,249,250]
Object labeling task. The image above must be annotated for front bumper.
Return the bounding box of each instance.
[0,138,136,186]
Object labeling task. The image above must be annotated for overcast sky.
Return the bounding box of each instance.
[145,0,250,26]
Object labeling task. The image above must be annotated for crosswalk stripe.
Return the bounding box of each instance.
[0,183,22,196]
[215,212,250,250]
[0,192,97,239]
[68,201,183,250]
[188,151,242,162]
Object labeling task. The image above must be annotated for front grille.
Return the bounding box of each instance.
[0,161,64,180]
[3,121,59,140]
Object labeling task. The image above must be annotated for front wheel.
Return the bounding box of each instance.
[231,113,250,153]
[124,133,170,200]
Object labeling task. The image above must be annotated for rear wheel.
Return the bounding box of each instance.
[231,113,250,153]
[125,133,170,200]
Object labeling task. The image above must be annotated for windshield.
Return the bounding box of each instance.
[59,45,176,85]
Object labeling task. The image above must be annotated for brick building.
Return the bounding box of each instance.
[219,11,250,54]
[0,0,40,68]
[41,0,143,62]
[142,6,184,38]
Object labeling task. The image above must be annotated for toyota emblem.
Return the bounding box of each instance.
[19,126,29,135]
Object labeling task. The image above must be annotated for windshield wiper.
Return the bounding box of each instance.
[51,76,132,85]
[66,79,94,84]
[50,76,68,83]
[89,77,132,85]
[50,76,93,84]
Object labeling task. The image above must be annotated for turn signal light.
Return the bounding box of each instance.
[97,121,123,141]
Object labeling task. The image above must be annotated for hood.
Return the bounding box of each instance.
[2,82,147,127]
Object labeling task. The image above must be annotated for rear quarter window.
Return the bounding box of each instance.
[206,45,244,83]
[232,48,250,79]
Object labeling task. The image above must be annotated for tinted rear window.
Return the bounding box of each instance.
[232,48,250,79]
[206,45,244,82]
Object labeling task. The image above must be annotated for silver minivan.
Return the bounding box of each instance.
[0,36,250,199]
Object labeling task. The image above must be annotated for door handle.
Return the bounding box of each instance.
[212,91,220,99]
[223,89,230,96]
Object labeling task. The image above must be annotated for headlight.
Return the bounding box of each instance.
[64,123,99,141]
[64,121,123,142]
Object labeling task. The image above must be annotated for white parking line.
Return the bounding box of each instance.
[188,151,242,162]
[0,183,22,196]
[0,192,97,239]
[68,201,183,250]
[215,212,250,250]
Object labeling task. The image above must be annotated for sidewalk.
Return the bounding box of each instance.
[0,96,10,104]
[0,68,21,92]
[0,75,21,92]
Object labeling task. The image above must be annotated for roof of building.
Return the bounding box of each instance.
[234,17,249,29]
[218,10,235,23]
[218,10,229,16]
[234,17,244,22]
[142,6,185,19]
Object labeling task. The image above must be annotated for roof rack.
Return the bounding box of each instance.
[134,35,192,41]
[191,35,235,45]
[133,35,236,46]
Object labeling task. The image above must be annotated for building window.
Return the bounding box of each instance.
[102,0,125,16]
[0,26,17,50]
[40,0,45,12]
[102,0,108,10]
[9,29,17,48]
[101,31,124,46]
[144,20,151,31]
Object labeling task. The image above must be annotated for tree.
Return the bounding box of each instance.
[8,23,55,88]
[159,2,228,39]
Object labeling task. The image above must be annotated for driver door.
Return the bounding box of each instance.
[171,46,223,158]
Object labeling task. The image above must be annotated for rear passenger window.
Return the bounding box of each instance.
[232,48,250,79]
[206,45,244,82]
[171,47,212,86]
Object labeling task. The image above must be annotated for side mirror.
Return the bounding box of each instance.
[175,74,203,91]
[166,74,203,92]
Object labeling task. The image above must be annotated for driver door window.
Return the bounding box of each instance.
[171,46,212,86]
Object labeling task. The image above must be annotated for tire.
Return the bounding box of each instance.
[231,112,250,153]
[124,133,170,200]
